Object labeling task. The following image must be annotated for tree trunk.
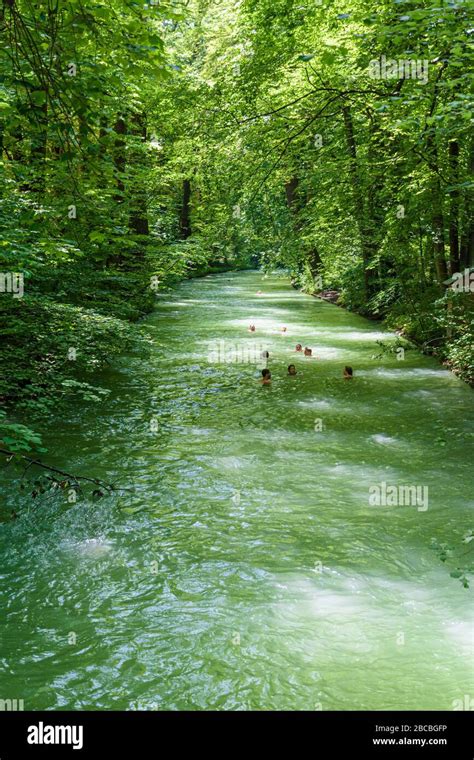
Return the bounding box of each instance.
[342,104,375,302]
[26,89,48,193]
[432,205,448,284]
[113,116,126,202]
[426,132,448,284]
[284,176,321,281]
[179,178,192,239]
[129,112,149,237]
[459,226,474,269]
[285,176,298,210]
[459,140,474,269]
[448,140,460,273]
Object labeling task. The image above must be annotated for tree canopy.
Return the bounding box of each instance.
[0,0,473,454]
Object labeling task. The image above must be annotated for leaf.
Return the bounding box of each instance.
[30,90,47,106]
[89,231,106,243]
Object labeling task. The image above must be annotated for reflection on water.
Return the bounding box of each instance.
[0,271,472,710]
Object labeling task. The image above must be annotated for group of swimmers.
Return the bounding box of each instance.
[260,362,353,385]
[250,291,355,385]
[251,329,354,386]
[295,343,313,356]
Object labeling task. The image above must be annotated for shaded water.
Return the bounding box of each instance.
[0,271,473,710]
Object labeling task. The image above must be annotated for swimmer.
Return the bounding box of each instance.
[249,324,256,332]
[343,366,353,379]
[281,326,287,333]
[288,364,297,376]
[295,344,303,352]
[304,347,312,357]
[261,368,271,385]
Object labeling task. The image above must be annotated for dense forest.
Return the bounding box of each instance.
[1,1,474,724]
[0,0,473,456]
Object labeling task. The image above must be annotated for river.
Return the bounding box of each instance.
[0,270,472,710]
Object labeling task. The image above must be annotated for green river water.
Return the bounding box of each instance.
[1,270,473,711]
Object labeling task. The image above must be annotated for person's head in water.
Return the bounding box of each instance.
[304,347,312,357]
[288,364,297,376]
[295,344,302,352]
[343,366,353,379]
[249,324,256,332]
[261,368,271,384]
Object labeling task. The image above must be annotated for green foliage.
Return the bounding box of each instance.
[159,0,474,377]
[0,411,45,453]
[0,0,257,457]
[433,292,474,384]
[372,336,415,359]
[0,294,147,412]
[431,532,474,589]
[0,0,472,481]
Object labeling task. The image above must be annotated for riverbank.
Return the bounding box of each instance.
[0,258,254,457]
[299,284,473,387]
